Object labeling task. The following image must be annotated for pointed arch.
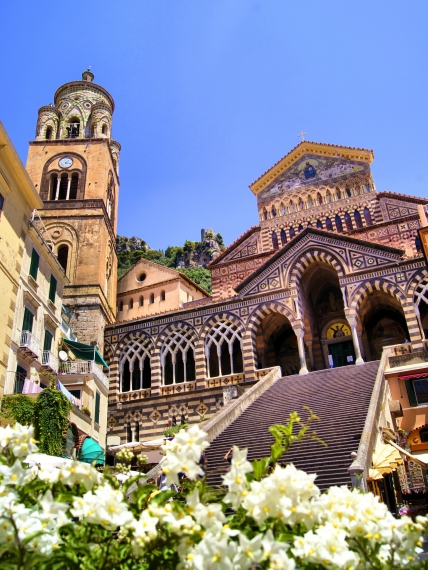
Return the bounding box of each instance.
[280,229,287,245]
[344,212,353,231]
[354,210,363,229]
[272,231,279,250]
[335,215,343,233]
[325,217,333,231]
[204,319,243,378]
[119,335,154,392]
[288,247,346,288]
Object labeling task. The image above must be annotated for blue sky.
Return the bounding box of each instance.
[1,1,427,250]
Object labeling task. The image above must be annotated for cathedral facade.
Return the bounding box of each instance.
[105,140,428,445]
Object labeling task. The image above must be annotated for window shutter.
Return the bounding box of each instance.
[95,391,101,425]
[29,249,40,280]
[405,380,418,407]
[49,275,57,303]
[22,307,34,333]
[43,330,53,352]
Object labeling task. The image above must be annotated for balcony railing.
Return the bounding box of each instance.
[19,331,40,359]
[41,351,59,373]
[59,360,109,389]
[385,341,428,371]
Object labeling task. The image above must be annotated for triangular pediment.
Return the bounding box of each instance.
[210,227,261,265]
[235,229,404,297]
[250,141,374,199]
[378,192,428,222]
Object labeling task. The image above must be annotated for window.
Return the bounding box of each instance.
[344,212,353,231]
[119,301,123,311]
[69,173,79,199]
[326,217,333,231]
[416,237,423,253]
[161,329,195,384]
[29,248,40,280]
[272,232,279,250]
[46,126,52,140]
[160,290,166,301]
[289,201,295,213]
[49,275,57,303]
[120,337,152,391]
[22,307,34,333]
[139,296,144,307]
[271,206,277,217]
[336,188,341,200]
[280,229,287,245]
[205,320,243,378]
[326,191,332,203]
[15,365,28,394]
[50,174,58,200]
[364,207,373,226]
[280,203,286,215]
[308,195,314,208]
[149,293,154,304]
[43,330,53,352]
[405,377,428,406]
[263,209,268,220]
[317,193,323,205]
[102,124,108,135]
[289,227,295,238]
[346,187,352,197]
[298,224,304,233]
[68,389,81,400]
[57,245,69,273]
[94,390,101,424]
[138,272,146,282]
[354,210,363,229]
[335,215,343,233]
[129,298,134,309]
[58,173,68,200]
[316,219,323,229]
[67,118,80,138]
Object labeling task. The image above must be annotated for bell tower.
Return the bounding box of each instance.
[26,70,121,350]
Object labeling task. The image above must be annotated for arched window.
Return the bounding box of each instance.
[289,201,295,213]
[289,227,296,239]
[58,173,68,200]
[102,124,108,135]
[316,219,323,229]
[365,183,372,193]
[364,207,373,226]
[280,229,287,245]
[57,245,69,273]
[129,298,134,309]
[205,320,243,378]
[263,209,268,220]
[160,290,166,301]
[120,337,152,392]
[45,126,52,140]
[344,212,353,231]
[336,188,341,200]
[298,224,304,233]
[149,293,154,304]
[298,199,304,210]
[354,210,363,228]
[91,124,97,138]
[280,203,286,215]
[346,187,352,197]
[272,232,279,250]
[161,329,195,385]
[50,173,58,200]
[69,173,78,199]
[106,174,115,221]
[326,217,333,231]
[317,193,323,205]
[326,191,332,203]
[67,118,80,138]
[308,195,314,208]
[126,424,132,443]
[416,236,423,253]
[139,296,144,307]
[118,301,123,312]
[271,206,277,218]
[335,215,343,233]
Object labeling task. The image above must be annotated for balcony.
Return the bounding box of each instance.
[384,341,428,372]
[18,331,40,362]
[60,317,77,341]
[41,351,59,373]
[59,360,109,389]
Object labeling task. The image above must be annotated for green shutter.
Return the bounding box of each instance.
[22,307,34,333]
[49,275,57,303]
[29,249,40,280]
[43,330,53,352]
[95,391,101,425]
[405,380,418,407]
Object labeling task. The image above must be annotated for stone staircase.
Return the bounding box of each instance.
[205,361,380,490]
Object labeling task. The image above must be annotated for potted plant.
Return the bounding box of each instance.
[81,406,91,418]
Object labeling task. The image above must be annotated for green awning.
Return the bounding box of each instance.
[78,437,105,466]
[62,338,109,370]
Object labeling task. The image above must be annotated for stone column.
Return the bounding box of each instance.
[65,176,71,200]
[306,340,314,371]
[347,315,364,365]
[55,177,61,200]
[294,326,308,375]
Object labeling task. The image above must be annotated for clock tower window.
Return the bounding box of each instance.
[46,126,52,140]
[66,118,80,139]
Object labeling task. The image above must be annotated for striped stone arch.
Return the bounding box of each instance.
[288,247,346,288]
[198,311,245,342]
[154,321,198,351]
[349,279,407,312]
[407,269,428,303]
[349,278,421,343]
[114,330,154,360]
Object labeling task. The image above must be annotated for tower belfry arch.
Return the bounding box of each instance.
[26,70,121,350]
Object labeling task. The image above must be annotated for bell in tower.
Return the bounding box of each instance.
[26,71,121,351]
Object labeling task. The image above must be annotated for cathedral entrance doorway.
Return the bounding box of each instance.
[255,313,301,376]
[328,339,355,368]
[359,291,409,361]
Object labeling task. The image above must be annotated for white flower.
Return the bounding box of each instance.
[0,459,36,486]
[130,509,158,553]
[58,460,103,489]
[187,489,225,529]
[0,424,39,457]
[39,490,69,527]
[161,425,209,486]
[191,532,238,570]
[71,483,134,529]
[222,446,253,509]
[234,533,264,569]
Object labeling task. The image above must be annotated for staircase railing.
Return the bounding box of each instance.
[348,355,387,490]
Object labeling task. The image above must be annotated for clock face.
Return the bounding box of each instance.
[59,157,73,168]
